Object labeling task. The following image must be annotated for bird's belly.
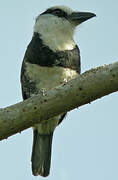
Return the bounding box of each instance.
[25,62,78,91]
[25,62,78,133]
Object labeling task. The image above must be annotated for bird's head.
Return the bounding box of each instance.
[34,6,96,51]
[34,6,96,31]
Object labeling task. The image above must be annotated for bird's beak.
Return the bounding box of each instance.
[69,12,96,25]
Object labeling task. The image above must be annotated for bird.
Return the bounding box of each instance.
[21,5,96,177]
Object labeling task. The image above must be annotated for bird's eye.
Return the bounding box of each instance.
[53,9,62,15]
[52,9,68,18]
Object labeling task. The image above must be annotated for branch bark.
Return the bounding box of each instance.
[0,61,118,140]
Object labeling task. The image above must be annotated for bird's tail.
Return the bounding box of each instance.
[31,129,53,177]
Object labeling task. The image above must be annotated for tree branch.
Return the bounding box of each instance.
[0,61,118,140]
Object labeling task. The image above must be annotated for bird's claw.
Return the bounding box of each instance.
[40,88,47,96]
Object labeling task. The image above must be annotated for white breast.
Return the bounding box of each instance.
[25,62,78,92]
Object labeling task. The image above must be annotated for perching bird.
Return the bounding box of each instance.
[21,5,96,177]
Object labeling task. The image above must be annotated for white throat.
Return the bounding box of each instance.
[34,14,76,52]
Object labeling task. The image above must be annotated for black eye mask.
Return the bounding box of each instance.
[41,8,68,19]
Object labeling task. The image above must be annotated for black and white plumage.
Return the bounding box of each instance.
[21,5,96,177]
